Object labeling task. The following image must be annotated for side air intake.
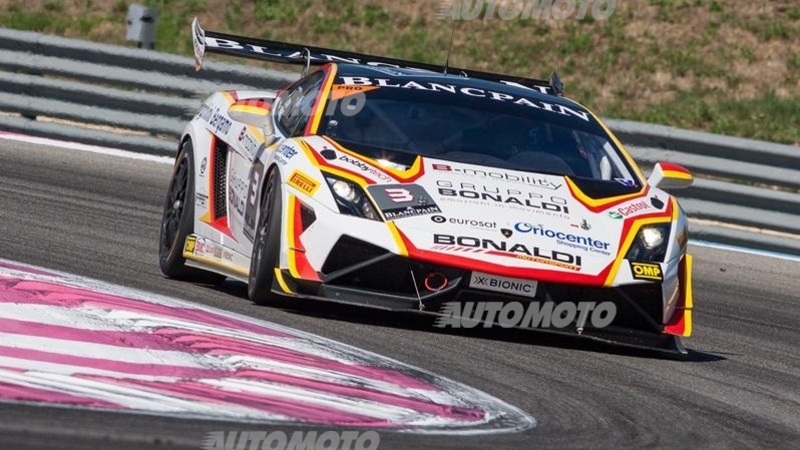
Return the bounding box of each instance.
[213,138,228,220]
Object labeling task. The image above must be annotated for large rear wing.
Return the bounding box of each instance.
[191,18,563,96]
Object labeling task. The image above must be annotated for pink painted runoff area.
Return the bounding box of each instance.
[0,263,532,432]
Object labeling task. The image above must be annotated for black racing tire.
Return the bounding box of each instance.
[158,139,226,285]
[248,167,282,305]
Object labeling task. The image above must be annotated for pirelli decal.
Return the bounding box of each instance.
[288,170,319,196]
[630,262,663,281]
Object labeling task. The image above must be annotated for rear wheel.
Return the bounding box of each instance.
[158,139,226,285]
[248,168,282,305]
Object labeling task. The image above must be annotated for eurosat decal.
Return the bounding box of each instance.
[337,77,590,122]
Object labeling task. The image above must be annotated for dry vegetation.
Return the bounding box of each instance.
[1,0,799,143]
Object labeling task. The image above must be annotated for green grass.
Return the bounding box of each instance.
[609,90,800,144]
[0,0,798,146]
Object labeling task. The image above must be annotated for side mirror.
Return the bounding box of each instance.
[227,99,278,147]
[647,162,693,190]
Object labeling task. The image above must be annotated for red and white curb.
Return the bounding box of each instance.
[0,259,534,434]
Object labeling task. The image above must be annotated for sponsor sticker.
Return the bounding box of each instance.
[338,76,590,123]
[237,126,261,159]
[338,154,393,182]
[195,237,206,255]
[274,143,297,165]
[514,222,611,255]
[435,180,570,217]
[432,234,583,271]
[469,271,538,298]
[367,184,442,220]
[184,236,196,253]
[196,193,208,209]
[432,164,562,190]
[607,200,651,219]
[198,103,233,136]
[629,262,663,281]
[288,170,319,196]
[430,215,496,230]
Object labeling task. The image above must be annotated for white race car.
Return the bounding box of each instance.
[159,20,695,353]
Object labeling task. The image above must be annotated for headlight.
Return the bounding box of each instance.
[324,175,381,221]
[641,227,664,249]
[331,180,357,202]
[626,224,671,262]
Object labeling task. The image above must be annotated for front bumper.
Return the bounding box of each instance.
[272,236,693,354]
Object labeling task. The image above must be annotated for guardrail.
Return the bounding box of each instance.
[1,28,799,256]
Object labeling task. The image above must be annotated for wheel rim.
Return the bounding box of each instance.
[160,157,189,255]
[251,177,274,279]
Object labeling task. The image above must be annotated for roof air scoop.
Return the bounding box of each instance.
[549,71,565,97]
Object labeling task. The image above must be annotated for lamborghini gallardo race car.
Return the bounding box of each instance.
[159,19,695,353]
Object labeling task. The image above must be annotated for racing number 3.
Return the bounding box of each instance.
[385,188,413,203]
[249,172,261,206]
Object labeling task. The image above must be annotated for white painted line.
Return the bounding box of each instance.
[689,239,800,263]
[0,131,173,165]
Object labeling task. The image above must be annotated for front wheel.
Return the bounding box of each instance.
[248,168,282,305]
[158,139,226,285]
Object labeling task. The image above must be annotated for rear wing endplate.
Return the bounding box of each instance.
[191,18,563,96]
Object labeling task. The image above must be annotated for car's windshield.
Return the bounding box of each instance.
[318,82,639,185]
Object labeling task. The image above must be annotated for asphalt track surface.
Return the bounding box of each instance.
[0,141,798,450]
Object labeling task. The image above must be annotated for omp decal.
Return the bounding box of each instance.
[630,262,663,281]
[665,254,693,337]
[0,259,533,433]
[287,170,320,196]
[286,195,320,281]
